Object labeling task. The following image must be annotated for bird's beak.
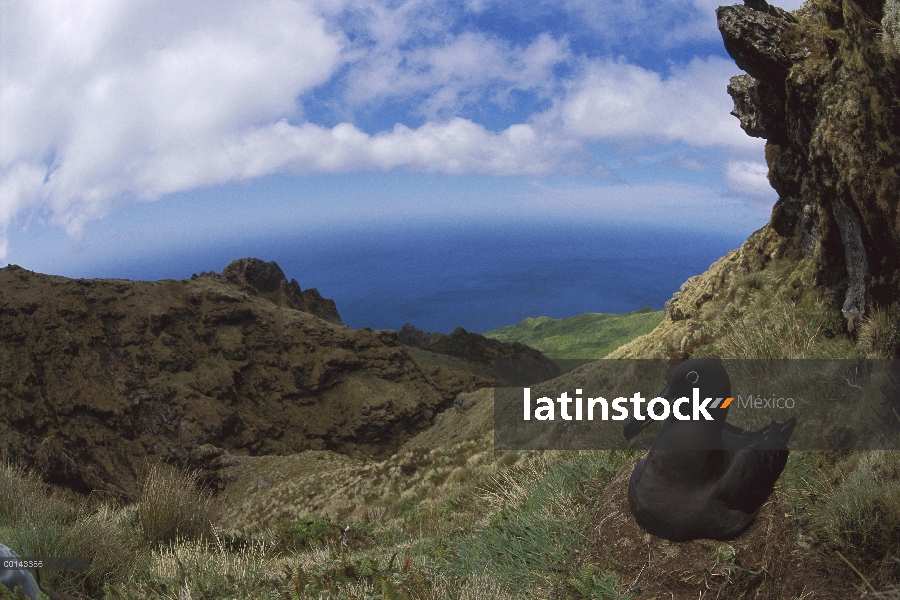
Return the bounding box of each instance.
[623,383,670,440]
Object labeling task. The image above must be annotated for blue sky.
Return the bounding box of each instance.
[0,0,802,277]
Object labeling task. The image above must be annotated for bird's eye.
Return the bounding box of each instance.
[686,370,699,384]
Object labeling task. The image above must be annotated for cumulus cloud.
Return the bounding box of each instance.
[724,160,776,200]
[342,31,569,118]
[0,0,768,258]
[1,0,343,240]
[538,56,758,151]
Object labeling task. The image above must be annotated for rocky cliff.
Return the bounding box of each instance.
[719,0,900,326]
[216,258,341,325]
[0,260,469,499]
[613,0,900,358]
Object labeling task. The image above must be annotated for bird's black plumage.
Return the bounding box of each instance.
[623,358,796,542]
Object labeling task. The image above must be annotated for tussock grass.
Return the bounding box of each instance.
[0,461,60,524]
[448,450,631,597]
[0,463,145,597]
[0,585,51,600]
[858,303,900,358]
[41,503,147,597]
[3,421,899,598]
[136,462,220,548]
[704,290,848,359]
[814,451,900,577]
[738,270,766,291]
[112,531,277,599]
[2,446,636,599]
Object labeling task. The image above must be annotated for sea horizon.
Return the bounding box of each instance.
[33,218,757,335]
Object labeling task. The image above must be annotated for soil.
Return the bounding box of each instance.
[587,458,867,599]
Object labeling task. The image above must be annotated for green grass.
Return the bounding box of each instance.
[136,462,220,548]
[813,451,900,578]
[0,463,147,598]
[4,402,900,598]
[0,448,636,600]
[5,257,900,597]
[484,308,664,359]
[447,451,631,597]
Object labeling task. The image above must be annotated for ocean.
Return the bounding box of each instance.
[108,219,753,334]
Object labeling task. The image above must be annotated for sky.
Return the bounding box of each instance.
[0,0,803,279]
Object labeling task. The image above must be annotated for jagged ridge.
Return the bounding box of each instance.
[0,261,462,499]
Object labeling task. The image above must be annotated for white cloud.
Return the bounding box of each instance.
[0,162,48,257]
[1,0,343,241]
[724,160,776,199]
[342,30,570,118]
[133,118,575,193]
[0,0,770,259]
[538,56,759,151]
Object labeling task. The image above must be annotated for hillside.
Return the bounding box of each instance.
[0,259,493,500]
[483,307,664,359]
[614,0,900,360]
[397,323,562,383]
[3,0,900,596]
[5,386,891,598]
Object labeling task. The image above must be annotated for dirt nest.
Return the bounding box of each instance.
[586,458,864,599]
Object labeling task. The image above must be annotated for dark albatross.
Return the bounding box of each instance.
[622,358,796,542]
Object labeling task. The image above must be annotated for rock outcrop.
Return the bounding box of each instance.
[397,323,447,348]
[398,324,561,385]
[213,257,341,324]
[612,0,900,359]
[718,0,900,327]
[0,262,455,499]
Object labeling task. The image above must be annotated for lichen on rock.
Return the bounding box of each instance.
[719,0,900,327]
[620,0,900,358]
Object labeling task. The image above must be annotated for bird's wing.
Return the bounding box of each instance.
[715,442,790,514]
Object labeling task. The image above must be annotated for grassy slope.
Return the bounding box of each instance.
[6,385,897,599]
[483,307,664,359]
[4,244,900,599]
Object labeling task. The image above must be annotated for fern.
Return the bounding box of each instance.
[565,564,629,599]
[567,564,595,596]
